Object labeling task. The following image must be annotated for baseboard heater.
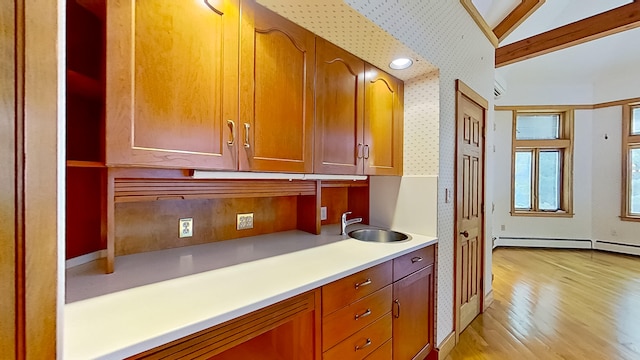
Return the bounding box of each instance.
[594,240,640,256]
[494,237,593,249]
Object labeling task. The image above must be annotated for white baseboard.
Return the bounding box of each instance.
[495,237,592,249]
[66,250,107,269]
[483,290,494,311]
[594,241,640,257]
[437,331,456,360]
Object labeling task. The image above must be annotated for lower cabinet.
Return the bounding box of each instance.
[129,244,435,360]
[128,290,321,360]
[321,245,435,360]
[392,265,435,359]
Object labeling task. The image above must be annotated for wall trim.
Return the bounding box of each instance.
[495,237,592,249]
[483,290,494,311]
[66,250,107,269]
[495,96,640,111]
[495,238,640,257]
[594,240,640,256]
[437,331,457,360]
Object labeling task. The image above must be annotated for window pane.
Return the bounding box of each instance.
[631,148,640,215]
[632,107,640,135]
[516,114,560,140]
[514,152,532,209]
[538,151,561,211]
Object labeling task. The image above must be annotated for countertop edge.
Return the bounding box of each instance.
[64,231,437,359]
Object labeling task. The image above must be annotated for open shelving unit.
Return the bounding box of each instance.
[65,0,106,260]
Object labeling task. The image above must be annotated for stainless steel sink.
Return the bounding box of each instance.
[348,229,411,243]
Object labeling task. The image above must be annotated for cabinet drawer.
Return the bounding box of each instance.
[363,339,392,360]
[323,285,392,351]
[322,261,392,315]
[323,313,392,360]
[393,245,435,281]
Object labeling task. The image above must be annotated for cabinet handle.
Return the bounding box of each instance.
[355,338,372,351]
[243,123,250,148]
[354,278,372,289]
[227,120,236,146]
[354,308,372,320]
[364,144,370,159]
[394,299,401,318]
[357,143,364,159]
[411,256,423,263]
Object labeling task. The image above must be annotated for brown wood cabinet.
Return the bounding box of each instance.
[364,64,404,176]
[239,0,315,173]
[314,38,365,175]
[320,245,435,359]
[130,289,321,360]
[315,39,404,175]
[322,261,393,359]
[105,0,240,170]
[392,248,436,360]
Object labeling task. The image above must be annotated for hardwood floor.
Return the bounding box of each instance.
[446,248,640,360]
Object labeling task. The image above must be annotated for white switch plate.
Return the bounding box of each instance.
[237,213,254,230]
[179,218,193,238]
[320,207,327,221]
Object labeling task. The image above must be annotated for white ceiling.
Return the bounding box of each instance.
[258,0,438,81]
[472,0,639,92]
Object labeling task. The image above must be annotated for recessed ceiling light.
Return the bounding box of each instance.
[389,57,413,70]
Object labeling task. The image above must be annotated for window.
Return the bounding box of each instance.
[622,105,640,220]
[511,111,574,216]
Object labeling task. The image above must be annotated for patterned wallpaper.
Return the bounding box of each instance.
[404,71,440,175]
[258,0,438,81]
[259,0,495,346]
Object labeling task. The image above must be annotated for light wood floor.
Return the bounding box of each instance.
[446,248,640,360]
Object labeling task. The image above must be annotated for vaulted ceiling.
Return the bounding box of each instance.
[464,0,640,91]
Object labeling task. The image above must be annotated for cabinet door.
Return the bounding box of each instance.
[239,0,315,173]
[363,64,403,175]
[106,0,239,170]
[314,38,365,175]
[392,265,434,360]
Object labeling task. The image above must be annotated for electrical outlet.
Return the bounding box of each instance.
[179,218,193,238]
[500,224,505,231]
[237,213,254,230]
[320,207,328,221]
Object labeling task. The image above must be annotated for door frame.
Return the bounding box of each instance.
[0,0,62,357]
[453,79,488,342]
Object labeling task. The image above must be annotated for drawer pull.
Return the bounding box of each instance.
[411,256,423,263]
[394,299,401,318]
[354,308,372,320]
[355,338,372,351]
[354,278,372,289]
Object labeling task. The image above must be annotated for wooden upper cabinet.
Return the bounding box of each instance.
[364,64,404,176]
[314,38,365,175]
[239,0,315,173]
[105,0,239,170]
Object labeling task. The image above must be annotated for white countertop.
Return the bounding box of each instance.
[64,225,437,359]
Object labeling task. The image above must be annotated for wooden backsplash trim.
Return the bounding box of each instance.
[321,179,369,188]
[114,179,317,203]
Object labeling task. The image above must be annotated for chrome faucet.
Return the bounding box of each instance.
[341,211,363,235]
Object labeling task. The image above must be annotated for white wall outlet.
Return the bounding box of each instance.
[237,213,254,230]
[179,218,193,238]
[320,206,328,221]
[500,224,505,231]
